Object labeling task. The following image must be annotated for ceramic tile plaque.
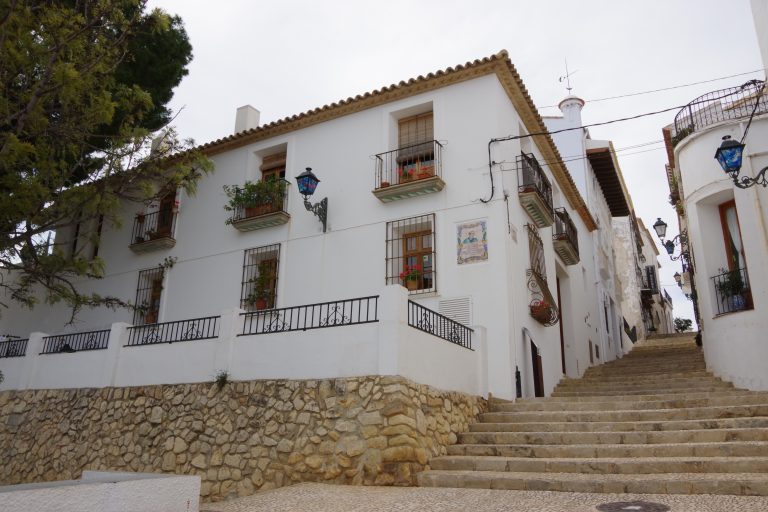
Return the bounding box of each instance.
[457,220,488,265]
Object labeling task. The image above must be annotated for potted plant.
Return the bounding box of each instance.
[224,180,287,223]
[529,299,552,324]
[417,160,435,179]
[715,268,746,311]
[246,261,273,310]
[399,264,422,291]
[398,165,416,184]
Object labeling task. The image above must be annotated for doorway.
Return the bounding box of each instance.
[530,339,544,397]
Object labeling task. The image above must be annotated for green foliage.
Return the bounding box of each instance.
[214,369,229,390]
[0,1,212,319]
[715,268,745,297]
[674,317,693,333]
[245,261,273,305]
[223,180,287,224]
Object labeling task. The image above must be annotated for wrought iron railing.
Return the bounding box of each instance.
[229,179,290,223]
[712,267,752,315]
[130,208,177,245]
[407,300,472,349]
[526,224,546,279]
[642,266,659,294]
[41,329,110,354]
[673,80,767,142]
[517,152,553,215]
[127,316,220,346]
[553,207,578,255]
[241,295,379,335]
[526,269,559,326]
[664,289,673,306]
[0,337,28,358]
[374,140,443,189]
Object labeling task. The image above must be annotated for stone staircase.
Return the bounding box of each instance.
[418,334,768,495]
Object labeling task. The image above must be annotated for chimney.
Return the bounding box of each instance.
[558,96,585,126]
[234,105,260,134]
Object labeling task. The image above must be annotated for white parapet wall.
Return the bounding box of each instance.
[0,285,485,397]
[0,471,200,512]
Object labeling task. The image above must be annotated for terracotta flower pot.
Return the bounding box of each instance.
[405,280,419,291]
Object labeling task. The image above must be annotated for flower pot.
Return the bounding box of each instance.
[134,236,145,245]
[530,304,551,324]
[255,297,269,310]
[405,280,419,291]
[726,293,746,311]
[380,181,390,188]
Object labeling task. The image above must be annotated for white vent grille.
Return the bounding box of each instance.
[439,296,472,326]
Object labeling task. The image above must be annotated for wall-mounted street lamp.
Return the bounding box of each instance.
[673,272,682,287]
[714,135,768,189]
[295,167,328,232]
[652,218,689,262]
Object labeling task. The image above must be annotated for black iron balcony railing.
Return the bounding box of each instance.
[712,267,753,315]
[131,208,177,246]
[127,316,220,346]
[664,289,673,306]
[553,208,579,254]
[642,266,659,294]
[673,80,767,143]
[0,337,28,358]
[407,300,472,349]
[374,140,443,189]
[241,295,379,336]
[41,329,110,354]
[518,153,553,209]
[229,179,290,224]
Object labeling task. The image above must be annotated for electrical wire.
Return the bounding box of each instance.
[539,69,766,108]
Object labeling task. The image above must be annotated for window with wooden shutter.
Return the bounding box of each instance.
[134,267,165,325]
[398,112,433,149]
[386,214,436,294]
[261,152,287,181]
[241,244,280,310]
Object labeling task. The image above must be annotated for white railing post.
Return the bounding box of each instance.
[213,308,243,379]
[472,325,488,399]
[105,323,131,387]
[21,332,46,390]
[377,285,408,376]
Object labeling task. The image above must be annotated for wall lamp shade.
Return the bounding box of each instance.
[652,218,668,239]
[714,135,745,175]
[673,272,682,285]
[296,168,320,199]
[664,240,675,255]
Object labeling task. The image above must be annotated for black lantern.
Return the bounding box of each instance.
[652,218,668,239]
[714,135,745,175]
[295,167,328,232]
[673,272,682,286]
[664,240,675,255]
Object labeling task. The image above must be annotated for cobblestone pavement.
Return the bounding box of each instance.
[200,483,768,512]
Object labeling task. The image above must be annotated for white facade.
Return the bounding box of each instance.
[1,52,637,400]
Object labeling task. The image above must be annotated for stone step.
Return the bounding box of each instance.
[576,370,711,382]
[480,404,768,423]
[429,455,768,474]
[554,380,733,392]
[470,417,768,433]
[446,441,768,458]
[517,390,761,403]
[417,470,768,495]
[457,428,768,445]
[491,394,768,413]
[551,387,734,397]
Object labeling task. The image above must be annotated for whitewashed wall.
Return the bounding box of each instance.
[0,73,604,399]
[0,286,484,396]
[675,114,768,390]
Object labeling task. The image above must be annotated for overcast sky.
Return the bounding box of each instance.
[148,0,765,326]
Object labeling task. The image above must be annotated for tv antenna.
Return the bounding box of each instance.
[558,59,578,94]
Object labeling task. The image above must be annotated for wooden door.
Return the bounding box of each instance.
[557,277,566,374]
[530,340,544,398]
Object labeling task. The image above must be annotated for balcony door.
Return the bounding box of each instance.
[157,189,176,236]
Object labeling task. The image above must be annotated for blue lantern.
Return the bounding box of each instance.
[714,135,745,175]
[664,240,675,255]
[296,168,320,199]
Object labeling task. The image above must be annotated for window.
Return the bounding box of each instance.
[398,112,433,149]
[261,152,286,181]
[397,112,435,182]
[91,215,104,259]
[386,214,436,293]
[134,267,165,325]
[241,244,280,310]
[719,200,745,271]
[156,189,177,237]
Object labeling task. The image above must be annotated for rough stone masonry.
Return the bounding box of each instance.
[0,375,485,502]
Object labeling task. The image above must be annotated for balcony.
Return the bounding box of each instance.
[552,208,579,265]
[712,267,753,315]
[372,140,445,203]
[517,153,553,228]
[641,265,659,294]
[228,180,290,232]
[129,209,177,253]
[673,80,767,145]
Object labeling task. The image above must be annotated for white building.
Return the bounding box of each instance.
[1,51,649,400]
[658,0,768,390]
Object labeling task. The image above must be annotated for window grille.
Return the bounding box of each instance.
[527,224,545,279]
[386,214,436,294]
[241,244,281,310]
[134,267,165,325]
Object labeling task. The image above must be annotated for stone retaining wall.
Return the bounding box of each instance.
[0,375,485,502]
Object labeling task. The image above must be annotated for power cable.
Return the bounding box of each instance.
[539,69,765,108]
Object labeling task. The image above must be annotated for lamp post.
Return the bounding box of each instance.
[714,135,768,188]
[652,218,688,262]
[295,168,328,232]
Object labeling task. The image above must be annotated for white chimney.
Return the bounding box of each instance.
[558,96,585,125]
[234,105,260,134]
